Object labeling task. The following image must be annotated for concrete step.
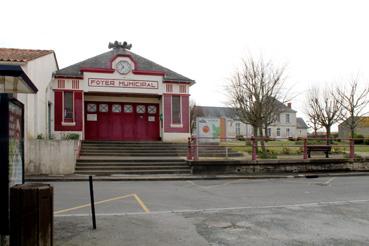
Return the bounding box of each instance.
[76,161,188,165]
[74,169,192,175]
[75,165,189,170]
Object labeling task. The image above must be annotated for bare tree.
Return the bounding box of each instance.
[227,57,288,152]
[306,115,321,136]
[306,87,342,142]
[189,100,200,134]
[336,79,369,138]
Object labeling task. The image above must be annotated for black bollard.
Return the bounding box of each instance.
[89,176,96,229]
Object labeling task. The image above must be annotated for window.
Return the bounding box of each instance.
[286,128,290,137]
[99,104,108,112]
[136,105,146,114]
[172,96,181,124]
[235,122,241,136]
[87,103,97,113]
[124,104,133,113]
[148,105,157,114]
[166,84,173,93]
[286,114,290,123]
[112,104,121,113]
[179,85,186,93]
[277,114,280,122]
[277,128,281,137]
[64,92,73,120]
[267,128,271,137]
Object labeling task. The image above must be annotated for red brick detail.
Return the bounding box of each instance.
[57,79,65,89]
[166,84,173,93]
[179,85,186,93]
[72,80,79,89]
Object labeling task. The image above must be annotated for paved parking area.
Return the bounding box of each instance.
[51,176,369,245]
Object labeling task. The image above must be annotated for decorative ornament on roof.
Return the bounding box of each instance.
[108,41,132,50]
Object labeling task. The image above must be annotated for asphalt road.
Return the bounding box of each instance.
[50,176,369,245]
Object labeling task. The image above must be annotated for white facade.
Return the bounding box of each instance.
[13,53,58,139]
[195,106,308,141]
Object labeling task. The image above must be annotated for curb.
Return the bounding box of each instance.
[25,172,369,182]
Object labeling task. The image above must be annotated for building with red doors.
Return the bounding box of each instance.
[52,41,194,142]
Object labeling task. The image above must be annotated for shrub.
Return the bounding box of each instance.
[281,146,291,155]
[353,134,364,144]
[258,150,277,159]
[364,138,369,145]
[64,133,80,140]
[36,134,44,139]
[331,146,344,154]
[288,137,296,141]
[236,135,245,141]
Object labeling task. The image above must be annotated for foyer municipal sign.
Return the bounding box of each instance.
[88,78,158,89]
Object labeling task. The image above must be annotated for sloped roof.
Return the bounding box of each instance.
[296,117,308,129]
[55,48,194,83]
[195,102,296,119]
[339,116,369,128]
[195,106,237,118]
[0,48,53,62]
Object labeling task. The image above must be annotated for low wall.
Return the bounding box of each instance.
[189,159,369,175]
[26,140,80,175]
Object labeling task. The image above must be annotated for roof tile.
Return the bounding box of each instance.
[0,48,53,62]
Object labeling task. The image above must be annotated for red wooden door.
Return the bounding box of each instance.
[85,102,160,141]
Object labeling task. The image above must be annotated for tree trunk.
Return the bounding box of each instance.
[252,126,258,152]
[325,126,331,145]
[258,127,266,153]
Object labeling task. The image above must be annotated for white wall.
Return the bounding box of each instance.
[17,53,58,139]
[26,139,79,175]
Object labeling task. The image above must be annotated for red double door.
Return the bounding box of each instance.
[85,102,160,141]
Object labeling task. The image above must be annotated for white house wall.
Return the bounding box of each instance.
[16,53,58,139]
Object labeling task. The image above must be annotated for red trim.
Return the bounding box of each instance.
[163,93,190,96]
[132,70,165,76]
[109,54,138,69]
[163,81,192,85]
[57,79,65,88]
[80,67,115,73]
[54,89,83,92]
[54,75,84,79]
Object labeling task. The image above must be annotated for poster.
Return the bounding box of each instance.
[197,118,220,142]
[8,101,23,187]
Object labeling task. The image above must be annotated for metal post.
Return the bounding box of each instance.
[225,147,229,159]
[192,136,198,161]
[252,137,257,161]
[89,176,96,229]
[303,138,308,160]
[349,138,355,160]
[187,137,192,160]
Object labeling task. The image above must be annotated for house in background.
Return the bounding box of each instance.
[194,103,308,141]
[0,48,59,167]
[0,48,59,139]
[338,117,369,138]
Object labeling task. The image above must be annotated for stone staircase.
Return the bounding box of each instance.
[75,141,242,175]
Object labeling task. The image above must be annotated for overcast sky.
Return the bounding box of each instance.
[2,0,369,124]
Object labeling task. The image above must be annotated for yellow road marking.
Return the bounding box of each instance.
[133,194,150,213]
[54,194,134,215]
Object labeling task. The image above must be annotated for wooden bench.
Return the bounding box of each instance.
[307,145,332,158]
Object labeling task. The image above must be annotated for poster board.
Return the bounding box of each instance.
[0,95,24,235]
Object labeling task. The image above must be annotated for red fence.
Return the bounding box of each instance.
[187,136,358,161]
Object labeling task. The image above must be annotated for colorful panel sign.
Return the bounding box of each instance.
[197,118,220,142]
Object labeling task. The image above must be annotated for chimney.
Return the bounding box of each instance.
[287,102,292,108]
